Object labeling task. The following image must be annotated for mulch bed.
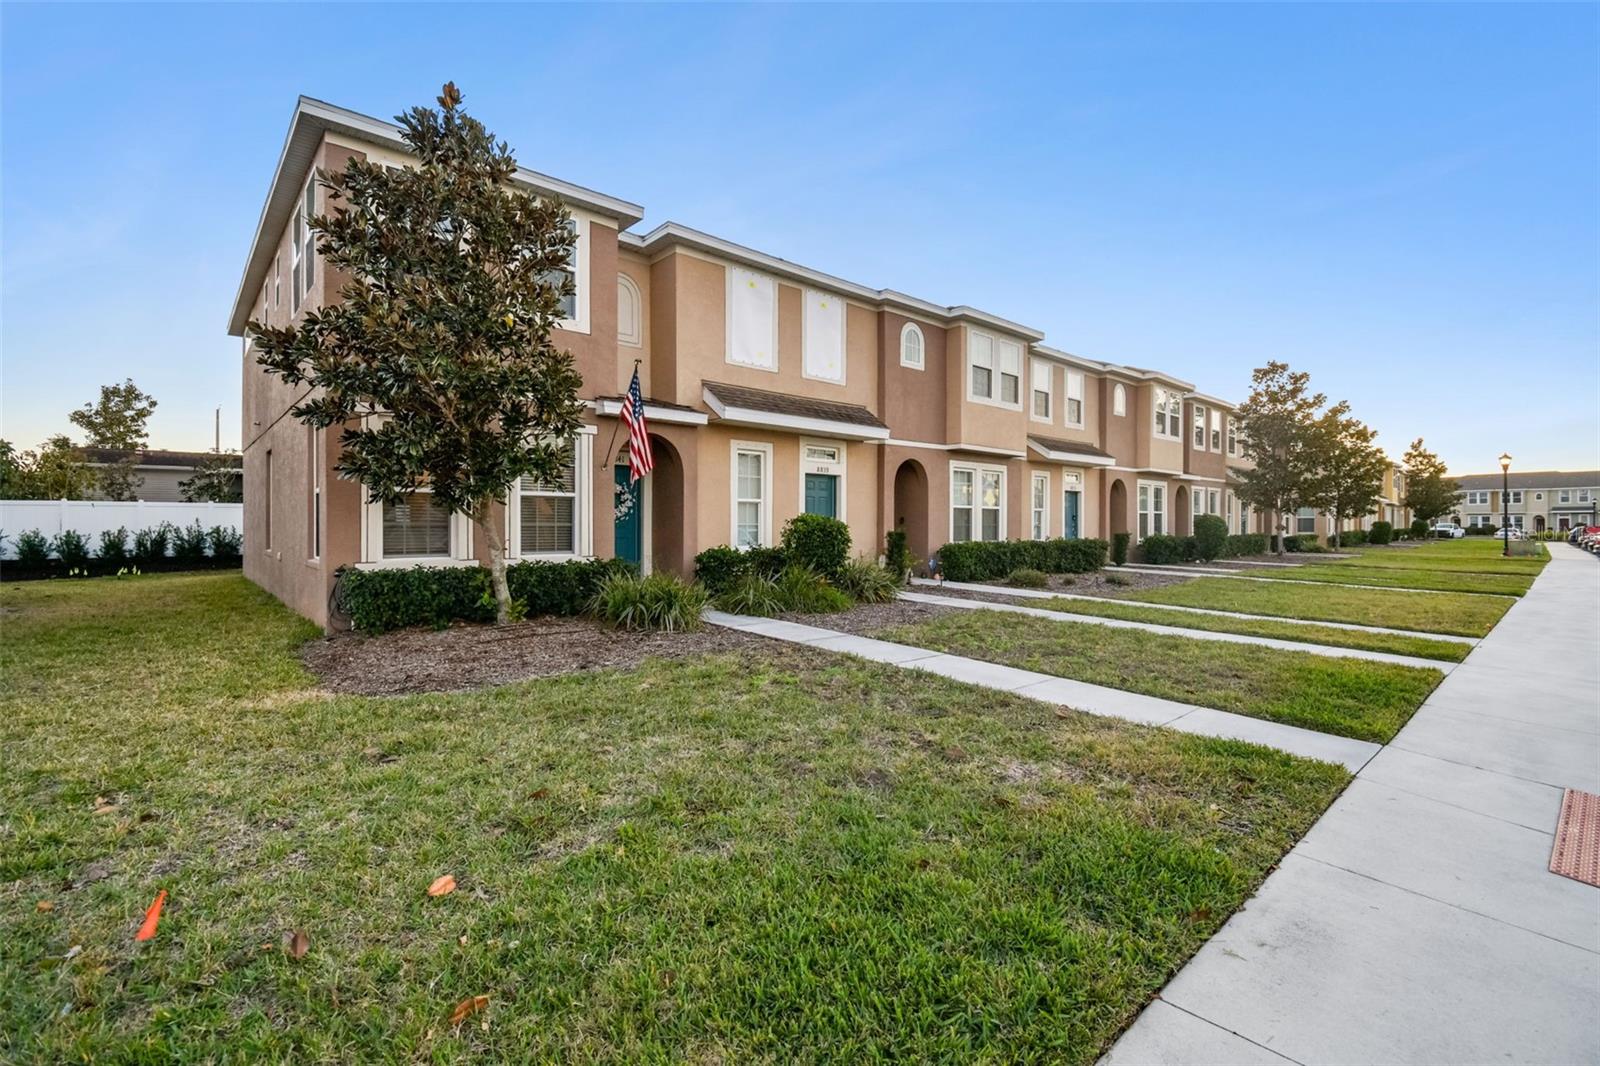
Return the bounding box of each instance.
[781,598,959,637]
[946,568,1192,597]
[302,616,771,696]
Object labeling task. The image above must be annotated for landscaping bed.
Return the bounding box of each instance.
[2,571,1351,1063]
[956,567,1193,596]
[303,616,769,695]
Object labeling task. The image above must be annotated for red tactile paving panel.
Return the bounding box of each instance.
[1550,789,1600,888]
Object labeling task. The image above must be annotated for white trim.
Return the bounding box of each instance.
[1030,470,1050,540]
[899,322,926,370]
[731,440,774,548]
[801,288,847,386]
[1030,359,1053,423]
[1112,382,1127,417]
[966,327,1024,410]
[1063,369,1085,429]
[616,272,643,348]
[555,216,591,335]
[1153,387,1183,441]
[703,387,889,440]
[505,432,595,562]
[797,438,847,523]
[594,398,709,426]
[949,461,1008,544]
[725,265,779,372]
[882,438,1026,458]
[1136,479,1168,543]
[1026,439,1115,466]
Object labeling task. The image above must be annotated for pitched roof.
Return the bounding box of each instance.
[1454,470,1600,490]
[79,447,242,469]
[702,381,887,430]
[1027,435,1115,460]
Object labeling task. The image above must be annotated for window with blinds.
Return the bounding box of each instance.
[519,444,577,555]
[383,492,450,557]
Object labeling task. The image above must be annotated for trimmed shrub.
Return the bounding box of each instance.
[53,530,92,569]
[1369,521,1393,545]
[775,565,851,614]
[505,557,633,617]
[14,529,50,567]
[1270,534,1302,553]
[1225,533,1268,557]
[836,558,899,603]
[1464,524,1493,536]
[1193,515,1228,562]
[714,571,788,617]
[1410,518,1429,540]
[1007,567,1049,588]
[884,528,912,581]
[1111,532,1131,567]
[780,514,851,578]
[339,557,634,633]
[133,523,173,564]
[935,538,1108,582]
[695,545,788,594]
[172,520,211,563]
[1334,528,1368,546]
[98,527,131,565]
[589,571,708,632]
[208,525,243,559]
[1140,534,1187,565]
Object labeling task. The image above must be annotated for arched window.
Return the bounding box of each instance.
[617,273,642,348]
[900,322,925,369]
[1112,383,1127,416]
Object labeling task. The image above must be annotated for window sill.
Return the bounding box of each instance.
[355,557,478,571]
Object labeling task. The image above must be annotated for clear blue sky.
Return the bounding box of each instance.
[3,3,1596,474]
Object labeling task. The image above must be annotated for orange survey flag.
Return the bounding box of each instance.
[135,890,167,941]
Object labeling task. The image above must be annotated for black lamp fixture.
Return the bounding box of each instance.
[1499,453,1513,556]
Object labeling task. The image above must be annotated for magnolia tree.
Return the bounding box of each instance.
[1232,362,1325,556]
[1402,438,1460,532]
[251,83,586,623]
[1306,402,1389,548]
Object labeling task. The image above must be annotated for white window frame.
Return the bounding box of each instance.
[1153,388,1181,440]
[1192,403,1208,450]
[899,322,925,370]
[731,440,774,548]
[966,328,1022,409]
[801,288,846,385]
[726,266,778,372]
[1112,383,1127,417]
[1210,410,1222,452]
[1507,489,1523,505]
[291,177,315,312]
[1064,370,1085,429]
[1296,507,1317,534]
[506,430,595,561]
[550,216,591,335]
[308,426,322,562]
[273,253,282,310]
[950,462,1007,543]
[1031,471,1050,540]
[617,272,642,348]
[1226,416,1237,456]
[1137,480,1166,542]
[797,439,847,522]
[1580,489,1592,503]
[1030,360,1053,422]
[364,488,475,567]
[1559,489,1571,503]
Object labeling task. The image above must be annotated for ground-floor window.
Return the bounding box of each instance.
[518,441,578,555]
[383,491,452,558]
[733,442,771,548]
[1296,507,1317,534]
[1137,481,1166,541]
[1030,472,1049,539]
[951,463,1005,542]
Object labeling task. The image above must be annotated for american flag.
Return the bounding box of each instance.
[621,366,654,482]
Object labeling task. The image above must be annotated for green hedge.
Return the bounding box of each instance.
[1369,521,1393,545]
[1139,534,1191,565]
[935,538,1108,582]
[338,557,634,633]
[694,545,788,594]
[780,514,851,577]
[1225,533,1268,557]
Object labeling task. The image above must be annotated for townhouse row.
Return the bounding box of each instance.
[1454,471,1599,533]
[230,97,1400,627]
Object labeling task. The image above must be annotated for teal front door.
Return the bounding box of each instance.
[1063,490,1081,539]
[804,473,838,518]
[614,465,642,568]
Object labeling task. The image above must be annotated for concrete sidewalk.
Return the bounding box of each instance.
[1103,543,1600,1066]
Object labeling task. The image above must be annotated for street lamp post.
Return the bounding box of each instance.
[1499,453,1512,557]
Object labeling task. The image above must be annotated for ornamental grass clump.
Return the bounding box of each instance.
[589,571,708,632]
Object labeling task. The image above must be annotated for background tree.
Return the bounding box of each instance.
[1232,361,1325,555]
[1305,403,1390,548]
[0,436,94,500]
[179,454,244,503]
[69,378,158,501]
[1402,438,1460,531]
[251,83,585,623]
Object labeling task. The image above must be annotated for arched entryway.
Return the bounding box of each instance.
[1174,486,1190,536]
[1108,478,1129,542]
[647,434,686,576]
[1535,514,1546,533]
[893,458,930,563]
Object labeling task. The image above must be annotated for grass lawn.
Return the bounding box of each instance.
[1335,540,1548,577]
[1123,576,1511,638]
[1,573,1350,1063]
[1031,596,1470,662]
[877,610,1441,743]
[1234,565,1532,597]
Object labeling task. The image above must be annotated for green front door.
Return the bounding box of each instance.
[614,465,642,568]
[804,473,838,518]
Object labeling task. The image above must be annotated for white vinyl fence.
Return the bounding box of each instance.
[0,500,243,560]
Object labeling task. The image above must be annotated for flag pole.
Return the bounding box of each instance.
[600,359,644,469]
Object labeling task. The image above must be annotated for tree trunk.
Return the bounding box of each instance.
[1275,510,1287,557]
[473,502,513,625]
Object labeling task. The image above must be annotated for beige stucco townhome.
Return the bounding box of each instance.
[1454,470,1599,533]
[228,96,1382,627]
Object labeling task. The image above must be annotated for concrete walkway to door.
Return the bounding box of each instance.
[1103,543,1600,1066]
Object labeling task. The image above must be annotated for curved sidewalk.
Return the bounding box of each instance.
[1103,543,1600,1066]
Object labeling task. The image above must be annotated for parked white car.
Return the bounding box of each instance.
[1430,523,1466,539]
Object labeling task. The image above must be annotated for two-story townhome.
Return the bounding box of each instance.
[228,96,1298,627]
[1454,470,1599,533]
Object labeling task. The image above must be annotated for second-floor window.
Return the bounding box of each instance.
[1465,490,1489,505]
[1031,362,1052,419]
[968,330,1021,406]
[727,266,777,371]
[1112,383,1127,417]
[1065,370,1084,427]
[1210,410,1222,451]
[1559,490,1570,503]
[802,289,845,384]
[1507,490,1523,505]
[1226,416,1237,456]
[1192,403,1208,449]
[1153,389,1181,439]
[291,177,315,312]
[900,322,925,369]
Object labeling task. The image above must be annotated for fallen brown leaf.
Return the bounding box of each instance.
[1053,708,1071,719]
[35,900,55,913]
[427,875,457,898]
[286,930,310,960]
[93,799,117,815]
[449,994,489,1025]
[529,788,549,800]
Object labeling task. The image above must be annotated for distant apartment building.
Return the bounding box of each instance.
[79,447,242,503]
[231,96,1406,627]
[1454,470,1599,532]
